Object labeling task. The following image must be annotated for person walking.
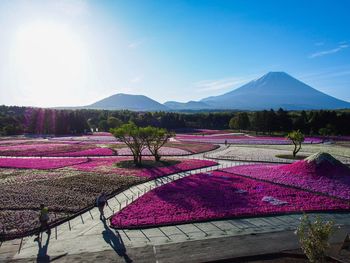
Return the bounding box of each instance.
[36,204,51,238]
[96,192,109,220]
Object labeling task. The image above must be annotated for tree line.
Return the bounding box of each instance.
[0,107,89,135]
[1,105,350,136]
[229,109,350,135]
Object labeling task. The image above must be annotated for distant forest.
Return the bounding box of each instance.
[1,105,350,136]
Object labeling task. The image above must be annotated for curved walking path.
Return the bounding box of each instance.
[1,145,350,262]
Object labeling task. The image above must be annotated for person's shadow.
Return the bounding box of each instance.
[35,233,50,263]
[102,218,133,263]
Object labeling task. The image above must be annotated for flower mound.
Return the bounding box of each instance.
[110,171,350,229]
[223,152,350,200]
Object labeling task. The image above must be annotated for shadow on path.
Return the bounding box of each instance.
[102,218,133,263]
[35,233,50,263]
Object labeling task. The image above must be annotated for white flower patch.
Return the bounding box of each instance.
[262,196,288,206]
[234,189,247,194]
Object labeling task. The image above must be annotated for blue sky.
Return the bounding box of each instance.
[0,0,349,106]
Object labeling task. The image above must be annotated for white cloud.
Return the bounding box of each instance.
[53,0,89,16]
[300,68,350,81]
[130,75,143,83]
[309,44,348,58]
[194,76,253,92]
[128,40,144,49]
[315,42,324,46]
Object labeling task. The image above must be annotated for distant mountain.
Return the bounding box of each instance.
[86,93,168,111]
[164,100,211,110]
[199,72,350,110]
[81,72,350,111]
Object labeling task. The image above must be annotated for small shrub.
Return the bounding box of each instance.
[296,214,334,263]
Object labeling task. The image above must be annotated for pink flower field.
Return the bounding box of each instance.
[0,143,98,157]
[0,137,218,157]
[71,157,218,179]
[222,152,350,200]
[110,170,350,229]
[117,147,190,156]
[174,129,231,135]
[52,147,115,157]
[0,156,217,235]
[0,157,88,169]
[176,134,322,145]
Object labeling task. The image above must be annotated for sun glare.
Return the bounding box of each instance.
[11,21,88,106]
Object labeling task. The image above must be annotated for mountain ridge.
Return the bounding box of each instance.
[199,71,350,110]
[85,93,168,111]
[84,72,350,111]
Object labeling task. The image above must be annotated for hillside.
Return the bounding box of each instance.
[86,93,168,111]
[200,72,350,110]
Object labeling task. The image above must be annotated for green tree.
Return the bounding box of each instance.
[107,116,123,129]
[287,130,305,158]
[297,214,334,263]
[319,127,332,142]
[98,120,109,132]
[229,113,250,130]
[144,126,174,161]
[111,123,148,166]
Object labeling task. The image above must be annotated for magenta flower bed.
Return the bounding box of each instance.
[0,139,42,145]
[92,132,114,136]
[0,157,88,170]
[49,135,117,142]
[0,143,99,157]
[110,171,350,229]
[72,157,217,179]
[0,140,120,157]
[222,160,350,200]
[176,135,321,144]
[52,147,115,157]
[175,129,231,135]
[0,143,66,151]
[176,134,248,140]
[117,147,190,156]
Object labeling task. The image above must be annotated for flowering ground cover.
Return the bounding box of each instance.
[0,137,218,157]
[0,210,72,236]
[174,129,231,135]
[0,171,144,235]
[0,156,217,235]
[0,142,98,157]
[176,134,322,145]
[318,136,350,142]
[0,157,88,169]
[222,152,350,200]
[117,146,190,156]
[91,132,114,136]
[176,134,248,140]
[0,139,47,145]
[53,147,116,157]
[48,132,121,143]
[209,146,313,163]
[0,171,144,212]
[110,170,350,229]
[237,144,350,162]
[70,157,217,179]
[165,141,219,154]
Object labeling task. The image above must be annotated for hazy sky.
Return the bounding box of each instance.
[0,0,349,107]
